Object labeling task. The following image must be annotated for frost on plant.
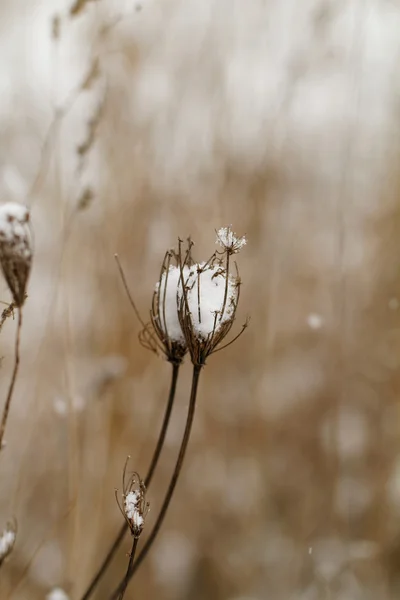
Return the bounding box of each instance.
[116,458,149,539]
[216,226,247,254]
[0,520,16,568]
[0,202,32,307]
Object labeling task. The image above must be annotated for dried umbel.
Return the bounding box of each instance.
[144,249,192,364]
[0,520,17,568]
[0,203,32,307]
[177,232,247,366]
[216,225,247,254]
[115,252,188,365]
[116,460,149,540]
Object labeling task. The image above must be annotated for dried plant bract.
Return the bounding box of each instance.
[115,459,149,540]
[0,203,32,307]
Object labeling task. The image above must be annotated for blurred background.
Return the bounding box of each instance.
[0,0,399,598]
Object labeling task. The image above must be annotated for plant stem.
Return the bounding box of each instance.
[80,363,180,600]
[118,537,139,600]
[0,308,22,452]
[145,363,180,488]
[110,364,202,600]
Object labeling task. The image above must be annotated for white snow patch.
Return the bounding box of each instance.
[182,263,237,339]
[156,265,188,343]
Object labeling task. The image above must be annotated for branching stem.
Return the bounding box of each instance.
[118,537,139,600]
[0,308,23,452]
[80,363,180,600]
[110,364,202,600]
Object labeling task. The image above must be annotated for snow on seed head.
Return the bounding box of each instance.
[182,262,238,339]
[216,226,246,254]
[155,265,188,344]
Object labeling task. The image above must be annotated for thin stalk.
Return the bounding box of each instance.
[118,538,139,600]
[220,251,230,321]
[80,363,180,600]
[0,308,23,452]
[145,363,180,488]
[110,364,202,600]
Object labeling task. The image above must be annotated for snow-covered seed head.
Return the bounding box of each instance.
[146,248,192,364]
[0,520,17,567]
[116,459,149,539]
[0,203,32,307]
[124,490,140,520]
[216,226,246,254]
[177,236,247,366]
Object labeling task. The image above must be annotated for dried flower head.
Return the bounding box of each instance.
[115,251,188,365]
[116,458,149,539]
[0,519,17,567]
[177,233,247,366]
[216,226,246,254]
[0,203,32,307]
[141,247,193,364]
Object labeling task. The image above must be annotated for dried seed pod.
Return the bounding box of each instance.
[0,203,32,307]
[115,458,149,539]
[146,249,192,364]
[177,232,247,366]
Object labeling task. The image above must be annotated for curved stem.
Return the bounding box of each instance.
[110,364,202,600]
[80,363,180,600]
[145,363,180,488]
[0,308,22,452]
[118,537,139,600]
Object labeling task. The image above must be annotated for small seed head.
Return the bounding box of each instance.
[0,203,32,307]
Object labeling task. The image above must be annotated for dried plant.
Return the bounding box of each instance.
[110,227,247,599]
[115,460,149,600]
[0,203,32,452]
[0,203,32,309]
[177,232,248,367]
[80,256,185,600]
[115,458,149,540]
[0,300,18,334]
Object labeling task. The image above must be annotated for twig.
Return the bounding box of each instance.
[118,538,139,600]
[80,363,181,600]
[114,255,147,330]
[0,308,23,452]
[110,364,202,599]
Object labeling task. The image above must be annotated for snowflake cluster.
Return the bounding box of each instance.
[216,226,247,254]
